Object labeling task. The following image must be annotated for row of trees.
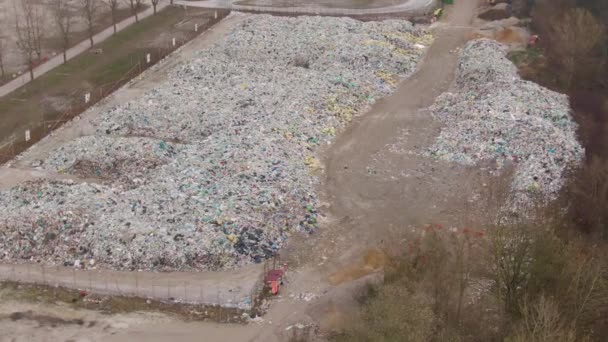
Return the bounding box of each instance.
[0,0,162,82]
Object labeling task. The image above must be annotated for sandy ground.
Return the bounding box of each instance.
[0,1,490,340]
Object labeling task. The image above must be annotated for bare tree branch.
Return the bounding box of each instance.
[14,0,45,81]
[545,8,606,87]
[51,0,74,63]
[129,0,144,22]
[0,36,5,78]
[151,0,159,14]
[81,0,100,47]
[104,0,121,34]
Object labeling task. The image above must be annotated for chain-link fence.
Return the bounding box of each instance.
[0,262,264,318]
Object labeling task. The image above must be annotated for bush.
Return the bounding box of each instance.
[566,157,608,238]
[334,223,608,341]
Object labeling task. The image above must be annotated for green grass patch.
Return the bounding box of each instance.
[508,47,543,66]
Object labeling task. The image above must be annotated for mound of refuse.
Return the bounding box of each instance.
[427,39,583,211]
[0,15,431,271]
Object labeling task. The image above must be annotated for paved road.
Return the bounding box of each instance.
[176,0,436,16]
[0,1,169,98]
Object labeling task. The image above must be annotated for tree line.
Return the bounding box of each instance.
[0,0,163,82]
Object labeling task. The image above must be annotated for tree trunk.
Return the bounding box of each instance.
[63,50,67,63]
[112,15,117,33]
[153,4,157,14]
[135,12,139,22]
[89,33,94,47]
[29,66,34,81]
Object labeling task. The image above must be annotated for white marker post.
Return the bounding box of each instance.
[195,23,198,32]
[146,53,151,64]
[214,10,217,19]
[85,93,91,104]
[25,130,31,142]
[172,38,176,47]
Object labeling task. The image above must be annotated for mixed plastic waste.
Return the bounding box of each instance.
[0,15,430,271]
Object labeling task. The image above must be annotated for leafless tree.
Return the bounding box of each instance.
[81,0,100,47]
[151,0,159,14]
[0,36,5,78]
[104,0,121,33]
[545,8,606,87]
[129,0,144,22]
[14,0,45,81]
[51,0,74,63]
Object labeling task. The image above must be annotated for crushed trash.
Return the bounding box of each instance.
[426,39,583,212]
[289,292,319,302]
[0,15,429,271]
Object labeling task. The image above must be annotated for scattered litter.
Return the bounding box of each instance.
[289,292,319,302]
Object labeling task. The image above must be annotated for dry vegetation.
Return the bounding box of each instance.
[332,223,608,341]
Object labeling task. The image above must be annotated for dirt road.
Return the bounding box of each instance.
[0,1,486,340]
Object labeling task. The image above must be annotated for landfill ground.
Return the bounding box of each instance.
[1,12,433,271]
[0,0,581,341]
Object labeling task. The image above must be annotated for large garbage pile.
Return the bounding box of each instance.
[427,39,583,211]
[0,15,431,271]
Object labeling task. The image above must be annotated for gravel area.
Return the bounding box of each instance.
[0,15,430,271]
[427,39,584,212]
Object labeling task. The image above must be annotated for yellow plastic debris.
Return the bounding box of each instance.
[227,233,238,244]
[304,156,323,172]
[377,71,399,86]
[322,126,336,136]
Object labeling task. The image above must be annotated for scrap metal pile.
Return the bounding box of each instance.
[0,15,430,270]
[427,39,583,211]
